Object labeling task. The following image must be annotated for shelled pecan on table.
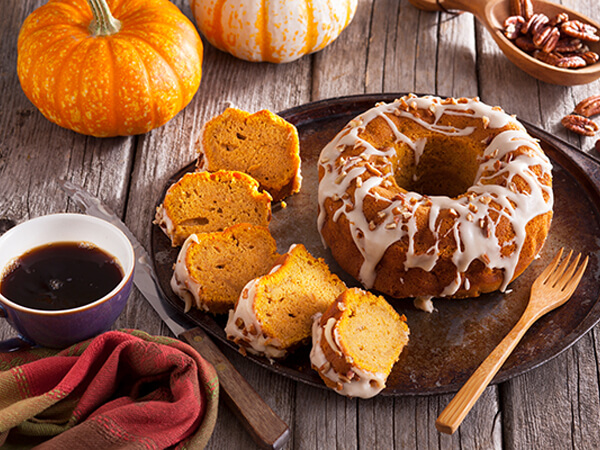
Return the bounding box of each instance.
[562,95,600,137]
[503,0,599,69]
[561,114,599,136]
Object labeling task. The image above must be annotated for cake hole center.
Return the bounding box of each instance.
[403,136,480,198]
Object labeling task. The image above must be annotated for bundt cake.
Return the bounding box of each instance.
[170,224,280,314]
[197,107,302,202]
[224,244,347,359]
[155,170,272,246]
[317,95,553,301]
[310,287,410,398]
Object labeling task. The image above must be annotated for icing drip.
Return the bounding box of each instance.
[309,313,387,398]
[170,234,206,313]
[225,277,286,360]
[317,95,553,295]
[154,204,175,241]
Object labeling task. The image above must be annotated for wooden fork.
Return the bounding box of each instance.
[436,248,589,435]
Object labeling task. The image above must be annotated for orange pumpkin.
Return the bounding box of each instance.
[17,0,203,137]
[190,0,358,63]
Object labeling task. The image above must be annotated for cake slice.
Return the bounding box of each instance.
[224,244,346,359]
[170,224,280,314]
[155,170,272,246]
[197,107,302,202]
[310,288,410,398]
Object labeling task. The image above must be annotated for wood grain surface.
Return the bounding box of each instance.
[1,0,599,448]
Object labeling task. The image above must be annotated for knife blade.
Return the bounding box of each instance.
[58,179,290,450]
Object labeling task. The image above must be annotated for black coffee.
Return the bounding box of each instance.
[0,242,124,311]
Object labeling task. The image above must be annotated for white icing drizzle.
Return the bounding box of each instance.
[154,204,175,242]
[413,296,435,313]
[170,234,207,313]
[224,277,287,360]
[309,313,387,398]
[317,95,553,295]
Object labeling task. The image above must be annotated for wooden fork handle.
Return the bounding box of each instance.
[436,313,536,434]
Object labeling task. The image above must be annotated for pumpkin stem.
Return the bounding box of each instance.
[87,0,121,36]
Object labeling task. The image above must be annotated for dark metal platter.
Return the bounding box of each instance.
[151,93,600,396]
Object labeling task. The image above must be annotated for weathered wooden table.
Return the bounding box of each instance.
[2,0,600,448]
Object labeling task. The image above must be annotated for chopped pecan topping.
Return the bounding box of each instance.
[561,114,599,136]
[574,95,600,118]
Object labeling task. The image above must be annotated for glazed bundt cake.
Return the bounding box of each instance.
[197,107,302,202]
[317,95,553,302]
[310,287,410,398]
[170,224,280,314]
[155,170,272,246]
[224,244,347,359]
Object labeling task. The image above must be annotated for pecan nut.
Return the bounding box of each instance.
[561,114,599,136]
[561,20,600,42]
[515,35,537,52]
[533,50,562,66]
[523,13,549,35]
[554,38,583,53]
[581,51,600,65]
[533,25,560,53]
[503,6,599,70]
[504,16,525,40]
[556,55,587,69]
[549,12,569,27]
[510,0,533,20]
[574,95,600,118]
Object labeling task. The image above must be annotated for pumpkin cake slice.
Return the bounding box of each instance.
[224,244,346,359]
[155,170,272,246]
[171,224,280,314]
[197,107,302,202]
[310,288,410,398]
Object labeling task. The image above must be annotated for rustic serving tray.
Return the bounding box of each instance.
[151,93,600,396]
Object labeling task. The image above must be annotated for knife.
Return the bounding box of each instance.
[58,179,290,450]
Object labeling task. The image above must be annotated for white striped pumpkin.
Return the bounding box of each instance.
[190,0,358,63]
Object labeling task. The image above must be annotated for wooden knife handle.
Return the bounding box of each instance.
[180,327,290,450]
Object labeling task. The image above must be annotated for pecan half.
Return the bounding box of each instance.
[504,16,525,40]
[534,50,562,66]
[554,38,583,53]
[561,20,600,42]
[561,114,599,136]
[549,12,569,27]
[533,25,560,53]
[515,35,537,52]
[523,13,549,35]
[556,55,587,68]
[574,95,600,118]
[510,0,533,20]
[581,51,600,65]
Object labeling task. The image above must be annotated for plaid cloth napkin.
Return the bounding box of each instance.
[0,330,219,449]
